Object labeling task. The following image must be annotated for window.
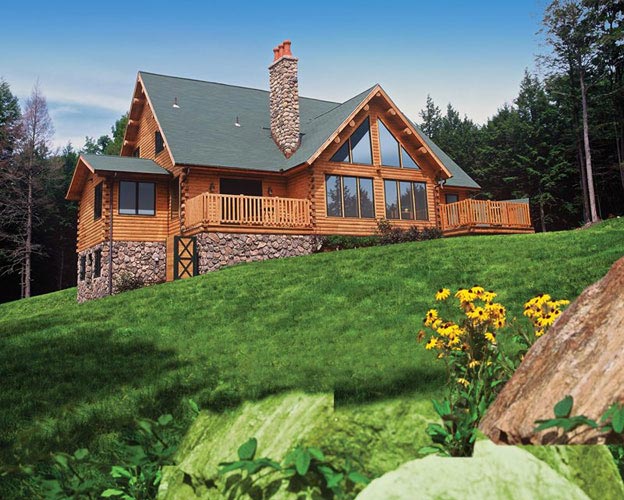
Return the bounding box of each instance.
[94,249,102,278]
[384,180,428,220]
[119,181,156,215]
[94,183,102,220]
[170,178,180,219]
[330,117,372,165]
[79,255,86,281]
[445,193,459,204]
[325,175,375,218]
[155,131,164,154]
[378,120,421,169]
[133,147,140,158]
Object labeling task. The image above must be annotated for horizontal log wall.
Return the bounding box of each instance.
[77,172,107,252]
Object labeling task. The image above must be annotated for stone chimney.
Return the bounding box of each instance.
[269,40,300,158]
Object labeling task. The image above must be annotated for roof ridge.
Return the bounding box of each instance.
[138,70,339,105]
[308,85,376,121]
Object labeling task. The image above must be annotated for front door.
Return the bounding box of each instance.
[219,178,263,223]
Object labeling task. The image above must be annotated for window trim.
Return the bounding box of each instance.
[329,117,373,166]
[94,182,103,220]
[118,180,156,217]
[384,179,429,221]
[378,118,421,170]
[324,174,375,219]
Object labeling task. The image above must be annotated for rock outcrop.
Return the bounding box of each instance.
[479,256,624,444]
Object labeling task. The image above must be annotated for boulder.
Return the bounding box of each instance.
[356,440,591,500]
[479,256,624,445]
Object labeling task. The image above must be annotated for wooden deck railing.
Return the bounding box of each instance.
[185,193,311,230]
[441,199,532,233]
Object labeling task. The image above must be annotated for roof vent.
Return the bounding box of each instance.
[235,116,241,127]
[172,97,180,109]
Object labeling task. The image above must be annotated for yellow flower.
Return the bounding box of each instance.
[484,332,497,344]
[482,290,497,302]
[431,319,443,331]
[457,377,470,387]
[468,359,481,369]
[435,288,451,301]
[466,306,488,322]
[455,288,477,304]
[425,336,438,350]
[493,317,506,329]
[437,352,445,359]
[538,313,556,327]
[424,309,438,326]
[470,286,485,296]
[535,328,545,337]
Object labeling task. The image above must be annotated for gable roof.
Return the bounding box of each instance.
[66,154,170,200]
[137,71,479,187]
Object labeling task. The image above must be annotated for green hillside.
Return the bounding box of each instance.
[1,219,623,470]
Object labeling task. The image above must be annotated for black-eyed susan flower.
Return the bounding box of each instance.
[435,288,451,301]
[424,309,439,326]
[484,332,496,344]
[457,377,470,387]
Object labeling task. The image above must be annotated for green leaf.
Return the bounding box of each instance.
[52,453,69,470]
[325,471,344,488]
[554,396,574,418]
[218,460,247,474]
[101,489,125,497]
[418,446,445,457]
[347,471,370,485]
[611,406,624,434]
[74,448,89,461]
[307,446,325,462]
[137,420,153,435]
[110,466,133,479]
[188,399,200,414]
[237,438,257,461]
[295,448,311,476]
[157,414,173,427]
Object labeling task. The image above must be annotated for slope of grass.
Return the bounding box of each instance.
[1,219,623,468]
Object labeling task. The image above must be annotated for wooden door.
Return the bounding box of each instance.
[174,236,197,280]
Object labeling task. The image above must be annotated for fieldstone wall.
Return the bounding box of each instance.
[196,232,318,274]
[269,47,300,158]
[77,241,166,303]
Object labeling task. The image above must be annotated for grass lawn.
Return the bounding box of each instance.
[1,219,623,477]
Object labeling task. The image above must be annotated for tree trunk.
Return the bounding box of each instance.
[25,170,32,298]
[579,68,600,222]
[539,199,547,233]
[577,146,590,223]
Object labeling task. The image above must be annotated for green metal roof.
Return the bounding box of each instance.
[139,71,480,188]
[81,154,170,175]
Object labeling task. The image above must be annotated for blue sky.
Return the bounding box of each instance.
[1,0,548,150]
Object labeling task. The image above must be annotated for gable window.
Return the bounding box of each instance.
[330,117,372,165]
[155,131,164,154]
[79,255,86,281]
[445,193,459,204]
[384,180,428,220]
[325,175,375,218]
[378,120,420,169]
[119,181,156,216]
[94,249,102,278]
[94,182,103,220]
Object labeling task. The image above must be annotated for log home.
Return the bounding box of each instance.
[66,40,532,301]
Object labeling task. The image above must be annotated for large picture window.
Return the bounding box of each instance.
[119,181,155,216]
[94,183,102,220]
[329,117,372,165]
[378,120,421,169]
[384,180,428,220]
[326,175,375,218]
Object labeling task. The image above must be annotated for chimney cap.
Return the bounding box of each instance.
[273,40,294,61]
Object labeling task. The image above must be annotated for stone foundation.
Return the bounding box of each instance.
[77,241,166,302]
[196,232,318,274]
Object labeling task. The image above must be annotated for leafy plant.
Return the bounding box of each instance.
[418,287,568,457]
[535,396,624,444]
[219,438,369,499]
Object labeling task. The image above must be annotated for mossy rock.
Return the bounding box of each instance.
[357,440,592,500]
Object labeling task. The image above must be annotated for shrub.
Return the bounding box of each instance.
[114,272,144,293]
[376,218,442,245]
[318,235,380,252]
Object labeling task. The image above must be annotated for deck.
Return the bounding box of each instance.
[441,199,533,236]
[184,192,312,233]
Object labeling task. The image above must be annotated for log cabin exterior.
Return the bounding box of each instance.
[66,40,532,301]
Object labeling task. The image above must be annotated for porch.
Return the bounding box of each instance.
[184,192,312,233]
[441,199,534,236]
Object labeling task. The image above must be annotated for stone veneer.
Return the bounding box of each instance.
[77,241,166,302]
[196,232,318,274]
[269,41,300,158]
